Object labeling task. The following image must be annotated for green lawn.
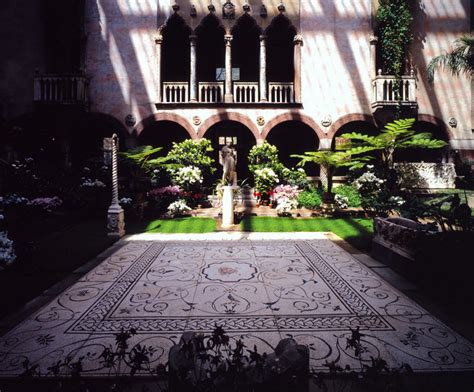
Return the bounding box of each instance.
[130,217,216,233]
[241,216,374,251]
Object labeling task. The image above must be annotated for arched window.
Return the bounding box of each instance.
[196,14,225,82]
[265,15,296,82]
[231,14,261,82]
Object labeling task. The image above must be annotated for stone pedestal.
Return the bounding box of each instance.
[221,186,235,227]
[107,203,125,238]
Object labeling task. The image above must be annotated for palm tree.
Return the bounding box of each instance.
[427,35,474,82]
[291,150,350,197]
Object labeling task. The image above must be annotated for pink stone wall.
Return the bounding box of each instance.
[83,0,472,150]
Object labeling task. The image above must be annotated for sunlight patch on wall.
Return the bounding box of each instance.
[118,0,156,16]
[129,29,158,111]
[109,33,130,103]
[98,0,108,41]
[335,0,369,18]
[424,0,466,19]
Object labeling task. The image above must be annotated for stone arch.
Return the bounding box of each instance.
[261,112,325,140]
[327,113,376,140]
[198,112,260,141]
[135,112,196,139]
[417,113,454,141]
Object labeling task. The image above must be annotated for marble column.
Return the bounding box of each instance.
[155,34,163,103]
[370,35,378,80]
[224,34,233,103]
[293,34,303,103]
[189,34,198,102]
[107,134,125,238]
[259,35,268,102]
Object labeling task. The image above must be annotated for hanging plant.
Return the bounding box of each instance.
[376,0,414,102]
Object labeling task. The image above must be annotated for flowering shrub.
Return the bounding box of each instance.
[167,199,192,217]
[171,166,203,190]
[335,194,349,209]
[280,167,308,188]
[119,197,133,206]
[273,185,300,203]
[254,168,279,195]
[297,189,322,209]
[353,165,405,216]
[80,178,106,188]
[148,186,182,199]
[0,194,29,207]
[28,197,63,212]
[333,184,362,208]
[0,215,16,270]
[275,197,298,216]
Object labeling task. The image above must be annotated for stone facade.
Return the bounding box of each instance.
[395,162,457,189]
[0,0,472,161]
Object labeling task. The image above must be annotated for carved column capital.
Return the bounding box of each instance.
[224,34,233,46]
[293,34,303,46]
[189,34,198,45]
[370,35,378,45]
[154,34,163,45]
[259,34,267,42]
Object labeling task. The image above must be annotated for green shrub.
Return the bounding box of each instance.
[334,184,362,208]
[297,189,322,209]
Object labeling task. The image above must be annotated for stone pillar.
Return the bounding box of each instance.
[221,186,235,227]
[370,35,378,80]
[224,34,233,103]
[189,34,198,102]
[107,134,125,238]
[293,35,303,103]
[155,34,163,103]
[259,35,268,102]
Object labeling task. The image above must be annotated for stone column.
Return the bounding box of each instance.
[189,34,198,102]
[293,34,303,103]
[155,34,163,103]
[370,35,378,80]
[107,134,125,238]
[224,34,233,103]
[259,35,268,102]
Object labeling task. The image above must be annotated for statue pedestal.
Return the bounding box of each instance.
[107,203,125,238]
[221,186,236,227]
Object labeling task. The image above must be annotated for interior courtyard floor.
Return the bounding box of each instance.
[0,232,473,377]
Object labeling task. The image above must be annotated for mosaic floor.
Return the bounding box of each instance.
[1,233,473,376]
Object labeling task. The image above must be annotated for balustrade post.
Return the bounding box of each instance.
[408,68,416,101]
[293,34,303,103]
[155,34,163,103]
[190,34,198,102]
[224,34,233,103]
[370,35,378,80]
[259,35,268,102]
[375,69,383,101]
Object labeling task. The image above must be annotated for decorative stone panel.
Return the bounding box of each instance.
[394,162,456,189]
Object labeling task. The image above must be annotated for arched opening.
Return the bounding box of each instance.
[196,14,225,82]
[203,121,257,182]
[138,121,190,153]
[266,121,320,175]
[394,121,450,163]
[265,15,296,83]
[161,14,192,82]
[231,14,260,82]
[332,120,379,175]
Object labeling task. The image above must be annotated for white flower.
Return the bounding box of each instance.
[119,197,133,206]
[335,194,349,209]
[172,166,203,187]
[167,199,192,217]
[388,196,405,206]
[276,196,298,215]
[80,178,106,188]
[0,230,16,269]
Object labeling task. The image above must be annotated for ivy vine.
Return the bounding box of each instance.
[376,0,414,103]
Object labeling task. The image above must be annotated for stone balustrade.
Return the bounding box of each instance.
[163,82,189,103]
[159,81,295,104]
[371,72,416,108]
[199,82,224,103]
[233,82,258,103]
[34,75,88,104]
[269,82,295,103]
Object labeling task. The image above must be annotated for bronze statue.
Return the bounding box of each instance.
[219,141,237,186]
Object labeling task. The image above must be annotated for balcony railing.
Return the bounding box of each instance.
[160,81,296,104]
[269,82,295,103]
[34,75,88,104]
[372,71,417,109]
[199,82,224,103]
[163,82,188,103]
[234,82,258,103]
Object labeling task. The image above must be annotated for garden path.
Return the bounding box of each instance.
[0,232,473,376]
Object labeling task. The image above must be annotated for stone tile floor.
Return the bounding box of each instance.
[0,232,473,376]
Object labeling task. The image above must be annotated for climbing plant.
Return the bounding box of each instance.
[376,0,414,101]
